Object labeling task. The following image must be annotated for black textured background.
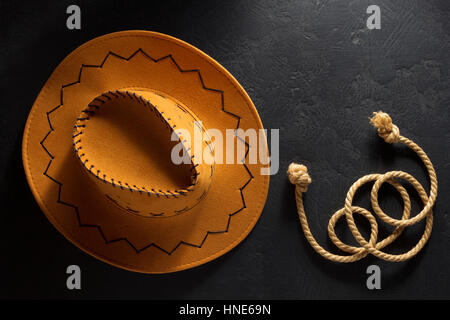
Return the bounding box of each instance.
[1,0,449,299]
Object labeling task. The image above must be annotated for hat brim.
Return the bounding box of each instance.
[22,30,269,273]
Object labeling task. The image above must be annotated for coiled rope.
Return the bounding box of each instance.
[287,111,438,262]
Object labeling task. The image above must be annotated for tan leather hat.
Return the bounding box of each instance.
[22,30,269,273]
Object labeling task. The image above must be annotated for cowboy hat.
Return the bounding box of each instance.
[22,30,269,273]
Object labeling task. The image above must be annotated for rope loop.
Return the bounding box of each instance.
[288,111,438,262]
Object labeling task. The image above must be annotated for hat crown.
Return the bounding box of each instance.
[73,89,215,218]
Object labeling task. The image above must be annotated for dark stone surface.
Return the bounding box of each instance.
[0,0,449,299]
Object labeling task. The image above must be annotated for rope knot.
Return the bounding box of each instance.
[370,111,400,144]
[287,163,311,192]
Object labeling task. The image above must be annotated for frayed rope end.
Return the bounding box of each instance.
[287,163,311,192]
[370,111,400,144]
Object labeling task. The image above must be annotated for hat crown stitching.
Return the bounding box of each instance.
[73,89,206,197]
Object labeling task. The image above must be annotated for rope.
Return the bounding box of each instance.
[287,111,438,262]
